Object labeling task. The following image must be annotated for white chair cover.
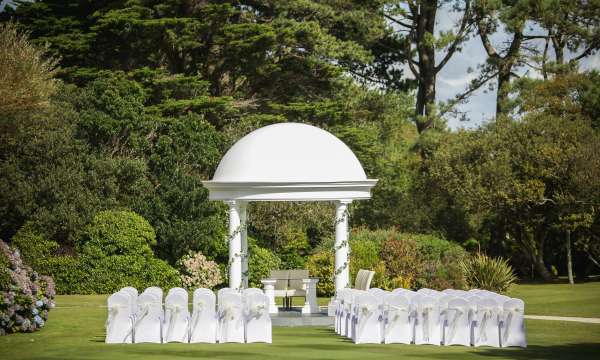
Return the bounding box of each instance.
[444,298,470,346]
[133,292,163,343]
[105,291,134,343]
[353,293,382,344]
[189,289,218,343]
[340,290,354,337]
[367,288,388,297]
[244,292,272,343]
[120,287,138,314]
[335,288,350,335]
[501,298,527,348]
[349,290,365,339]
[164,291,190,343]
[167,287,187,297]
[474,298,501,347]
[383,293,412,344]
[414,295,441,345]
[218,287,238,299]
[218,293,244,343]
[144,287,163,302]
[243,288,264,297]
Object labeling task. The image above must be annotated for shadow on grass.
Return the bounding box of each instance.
[474,343,600,360]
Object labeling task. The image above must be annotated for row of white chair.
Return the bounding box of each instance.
[334,287,526,347]
[105,286,271,344]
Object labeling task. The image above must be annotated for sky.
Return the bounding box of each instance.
[2,1,598,130]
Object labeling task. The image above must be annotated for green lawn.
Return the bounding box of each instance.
[508,281,600,318]
[1,282,599,359]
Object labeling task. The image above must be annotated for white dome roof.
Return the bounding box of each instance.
[212,123,368,182]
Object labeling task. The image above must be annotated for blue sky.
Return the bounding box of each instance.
[2,0,598,130]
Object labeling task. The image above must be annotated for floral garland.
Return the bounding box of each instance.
[333,206,351,279]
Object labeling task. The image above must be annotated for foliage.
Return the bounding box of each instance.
[347,228,392,290]
[247,243,282,289]
[427,113,600,280]
[306,250,335,297]
[0,240,55,335]
[36,211,180,294]
[380,232,423,290]
[0,22,58,116]
[0,101,153,247]
[78,210,156,258]
[177,251,223,290]
[35,256,87,295]
[461,253,517,294]
[11,222,59,269]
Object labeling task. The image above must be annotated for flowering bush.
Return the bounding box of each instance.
[177,251,223,289]
[0,240,55,335]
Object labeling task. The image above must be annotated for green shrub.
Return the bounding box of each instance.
[11,222,59,269]
[306,250,335,297]
[350,229,468,291]
[381,232,422,289]
[39,254,180,294]
[277,224,310,269]
[460,253,517,293]
[348,234,388,289]
[37,210,181,294]
[412,234,468,290]
[86,255,180,294]
[248,243,281,288]
[37,256,88,294]
[79,210,155,258]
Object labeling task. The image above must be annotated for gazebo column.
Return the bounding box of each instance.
[226,200,242,289]
[334,200,352,292]
[240,202,248,288]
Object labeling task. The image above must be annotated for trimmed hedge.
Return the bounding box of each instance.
[32,210,180,294]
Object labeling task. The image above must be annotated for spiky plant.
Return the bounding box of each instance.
[0,22,58,116]
[460,253,517,293]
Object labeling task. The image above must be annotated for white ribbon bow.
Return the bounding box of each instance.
[384,305,409,336]
[477,308,494,343]
[446,307,464,343]
[502,307,522,344]
[421,306,435,342]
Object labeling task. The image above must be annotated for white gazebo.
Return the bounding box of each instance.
[202,122,377,311]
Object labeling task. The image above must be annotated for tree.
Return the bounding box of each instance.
[534,0,600,78]
[377,1,474,133]
[427,114,599,281]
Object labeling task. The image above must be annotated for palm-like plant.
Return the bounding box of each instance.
[461,253,517,293]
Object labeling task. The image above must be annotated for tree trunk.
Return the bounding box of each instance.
[495,67,512,116]
[566,229,574,285]
[534,230,554,281]
[414,1,437,134]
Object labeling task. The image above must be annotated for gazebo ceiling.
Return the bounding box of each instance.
[202,123,377,201]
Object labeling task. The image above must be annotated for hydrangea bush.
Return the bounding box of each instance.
[177,251,223,289]
[0,240,55,335]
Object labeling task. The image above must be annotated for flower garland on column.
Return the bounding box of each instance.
[333,206,351,288]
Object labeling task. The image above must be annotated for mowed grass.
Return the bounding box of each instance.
[1,282,599,360]
[508,281,600,318]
